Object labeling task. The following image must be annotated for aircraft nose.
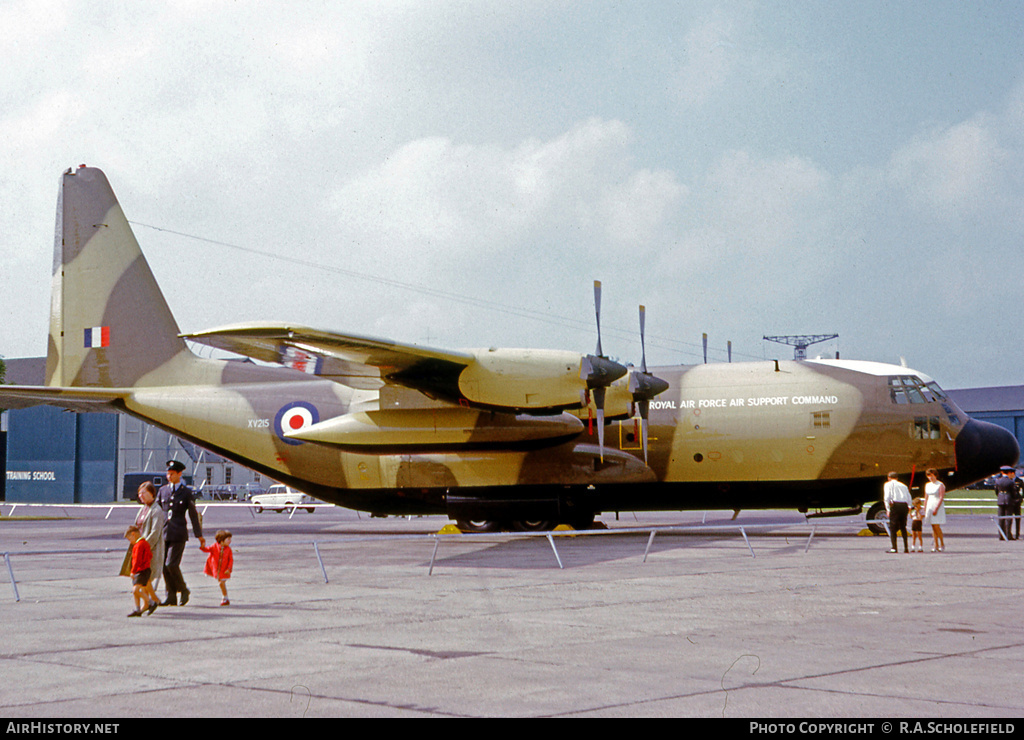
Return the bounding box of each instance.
[954,418,1020,483]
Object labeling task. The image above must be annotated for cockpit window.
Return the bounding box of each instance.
[888,375,942,405]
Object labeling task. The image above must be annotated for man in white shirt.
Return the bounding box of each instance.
[884,471,913,553]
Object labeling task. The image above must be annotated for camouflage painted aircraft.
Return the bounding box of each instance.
[1,166,1018,531]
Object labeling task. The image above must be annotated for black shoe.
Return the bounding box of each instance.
[179,589,190,606]
[128,610,143,617]
[146,601,158,615]
[161,595,177,606]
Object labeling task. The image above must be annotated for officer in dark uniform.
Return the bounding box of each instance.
[157,460,205,605]
[994,466,1017,541]
[1012,469,1023,541]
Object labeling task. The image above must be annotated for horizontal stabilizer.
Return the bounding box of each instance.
[0,385,128,413]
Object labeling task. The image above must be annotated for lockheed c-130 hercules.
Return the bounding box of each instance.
[0,166,1018,532]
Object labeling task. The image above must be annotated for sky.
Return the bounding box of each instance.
[2,1,1023,389]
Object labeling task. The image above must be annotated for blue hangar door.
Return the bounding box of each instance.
[5,408,118,503]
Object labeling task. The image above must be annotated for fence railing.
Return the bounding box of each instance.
[3,513,1018,603]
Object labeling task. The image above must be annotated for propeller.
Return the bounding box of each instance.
[581,280,627,461]
[628,305,670,463]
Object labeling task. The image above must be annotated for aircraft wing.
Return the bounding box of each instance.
[183,322,473,391]
[0,386,127,413]
[183,322,601,411]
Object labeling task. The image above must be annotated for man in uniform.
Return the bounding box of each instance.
[1012,469,1023,541]
[157,460,205,605]
[994,466,1017,541]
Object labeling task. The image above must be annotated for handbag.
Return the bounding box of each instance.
[119,543,133,577]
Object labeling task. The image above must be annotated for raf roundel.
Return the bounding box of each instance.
[274,402,319,445]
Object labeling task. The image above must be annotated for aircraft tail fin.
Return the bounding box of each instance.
[46,166,192,388]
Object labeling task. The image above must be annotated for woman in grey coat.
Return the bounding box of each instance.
[135,482,166,592]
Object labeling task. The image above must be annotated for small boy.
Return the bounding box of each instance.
[125,525,159,616]
[910,497,925,553]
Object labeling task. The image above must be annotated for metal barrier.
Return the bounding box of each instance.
[880,514,1019,541]
[943,497,998,511]
[0,520,868,602]
[3,505,1018,602]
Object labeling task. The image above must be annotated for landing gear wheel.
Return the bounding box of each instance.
[866,502,888,535]
[511,520,555,532]
[454,519,503,533]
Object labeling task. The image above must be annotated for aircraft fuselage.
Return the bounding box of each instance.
[111,351,1010,523]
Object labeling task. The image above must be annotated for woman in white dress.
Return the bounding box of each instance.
[924,468,946,552]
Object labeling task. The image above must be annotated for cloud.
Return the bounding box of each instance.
[697,150,832,257]
[330,118,687,268]
[674,13,739,108]
[671,8,793,112]
[888,116,1012,220]
[1,3,1022,388]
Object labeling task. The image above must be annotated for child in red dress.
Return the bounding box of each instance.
[201,530,234,606]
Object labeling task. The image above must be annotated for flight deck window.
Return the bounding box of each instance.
[888,376,939,405]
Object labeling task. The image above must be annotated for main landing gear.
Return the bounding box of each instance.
[454,512,598,533]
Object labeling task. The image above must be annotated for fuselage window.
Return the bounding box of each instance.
[912,417,942,440]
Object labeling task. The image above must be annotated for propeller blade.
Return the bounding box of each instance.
[639,304,648,374]
[582,281,628,463]
[628,304,670,464]
[703,332,708,364]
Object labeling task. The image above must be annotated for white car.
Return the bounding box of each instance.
[250,485,316,513]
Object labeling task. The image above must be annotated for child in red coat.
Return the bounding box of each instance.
[125,525,159,617]
[201,530,234,605]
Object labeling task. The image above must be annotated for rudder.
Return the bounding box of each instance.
[46,166,190,388]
